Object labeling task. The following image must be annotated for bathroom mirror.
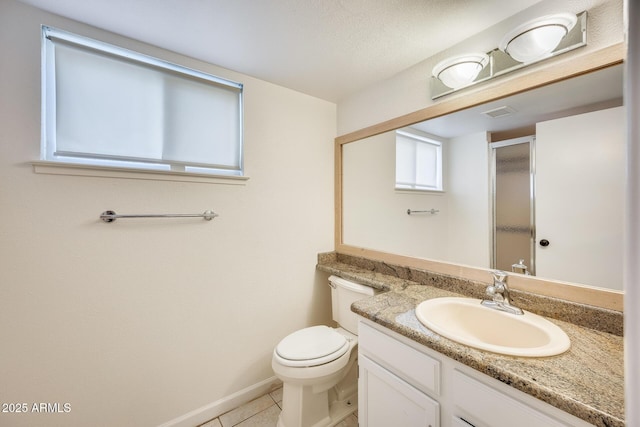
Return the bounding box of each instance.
[337,48,625,308]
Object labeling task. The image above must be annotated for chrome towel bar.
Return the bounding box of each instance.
[100,210,218,223]
[407,209,439,215]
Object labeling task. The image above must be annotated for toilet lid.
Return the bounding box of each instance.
[276,326,349,364]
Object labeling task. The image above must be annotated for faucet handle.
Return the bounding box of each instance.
[491,270,508,283]
[483,270,524,315]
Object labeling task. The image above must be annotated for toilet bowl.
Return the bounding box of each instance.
[272,276,377,427]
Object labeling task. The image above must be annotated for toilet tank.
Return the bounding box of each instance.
[329,275,378,335]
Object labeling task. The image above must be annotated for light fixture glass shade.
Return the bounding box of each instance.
[432,53,489,90]
[499,13,577,63]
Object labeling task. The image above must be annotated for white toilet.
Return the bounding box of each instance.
[272,275,377,427]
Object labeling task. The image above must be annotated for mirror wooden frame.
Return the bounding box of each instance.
[334,43,625,311]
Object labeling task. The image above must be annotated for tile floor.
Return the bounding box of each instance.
[198,386,358,427]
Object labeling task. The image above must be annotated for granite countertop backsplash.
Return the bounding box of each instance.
[317,252,624,427]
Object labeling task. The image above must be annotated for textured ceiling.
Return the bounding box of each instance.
[18,0,542,102]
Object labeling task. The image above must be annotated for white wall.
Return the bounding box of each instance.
[342,132,448,259]
[624,1,640,424]
[445,132,490,267]
[0,1,335,426]
[342,130,489,266]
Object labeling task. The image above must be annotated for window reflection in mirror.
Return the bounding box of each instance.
[395,130,444,192]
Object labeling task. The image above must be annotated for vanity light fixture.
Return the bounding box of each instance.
[430,11,586,99]
[499,13,578,63]
[431,53,489,90]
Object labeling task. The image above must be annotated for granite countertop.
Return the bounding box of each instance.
[317,254,624,427]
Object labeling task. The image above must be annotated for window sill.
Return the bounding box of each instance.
[31,161,250,185]
[395,188,445,195]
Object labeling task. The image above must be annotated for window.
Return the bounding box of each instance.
[41,26,243,176]
[395,130,443,191]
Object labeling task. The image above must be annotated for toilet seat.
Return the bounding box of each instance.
[275,326,350,367]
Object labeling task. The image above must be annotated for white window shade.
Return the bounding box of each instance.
[54,43,164,161]
[395,131,443,191]
[162,74,241,169]
[43,27,243,174]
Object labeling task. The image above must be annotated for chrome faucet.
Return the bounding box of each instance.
[511,258,530,275]
[481,270,524,315]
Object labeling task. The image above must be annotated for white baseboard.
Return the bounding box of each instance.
[158,376,282,427]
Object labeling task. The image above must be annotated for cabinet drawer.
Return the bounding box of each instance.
[359,321,440,396]
[453,370,566,427]
[360,355,439,427]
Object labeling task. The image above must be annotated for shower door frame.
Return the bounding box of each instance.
[489,135,536,275]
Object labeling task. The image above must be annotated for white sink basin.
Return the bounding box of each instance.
[415,297,570,357]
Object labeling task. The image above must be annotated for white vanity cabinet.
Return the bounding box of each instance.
[358,321,440,427]
[358,320,594,427]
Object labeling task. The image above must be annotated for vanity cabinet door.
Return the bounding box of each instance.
[359,355,439,427]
